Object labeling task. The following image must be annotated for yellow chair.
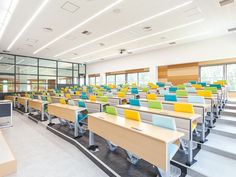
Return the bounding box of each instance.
[75,91,80,95]
[146,94,157,100]
[174,103,197,130]
[151,85,158,89]
[59,98,66,104]
[89,95,96,101]
[197,90,212,97]
[124,109,141,122]
[192,84,202,89]
[214,81,225,86]
[65,93,71,99]
[117,92,125,98]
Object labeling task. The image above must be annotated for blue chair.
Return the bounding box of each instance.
[78,101,86,108]
[164,94,177,102]
[81,94,87,100]
[185,87,196,93]
[159,90,169,96]
[169,87,177,93]
[129,99,140,106]
[189,81,197,84]
[188,96,205,104]
[152,115,179,167]
[131,88,138,94]
[198,82,207,87]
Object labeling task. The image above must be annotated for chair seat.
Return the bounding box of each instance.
[169,143,179,159]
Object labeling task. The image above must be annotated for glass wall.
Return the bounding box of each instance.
[89,75,100,85]
[227,64,236,91]
[0,53,86,93]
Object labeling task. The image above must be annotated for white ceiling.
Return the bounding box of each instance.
[0,0,236,64]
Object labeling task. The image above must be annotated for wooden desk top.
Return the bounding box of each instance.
[0,100,12,103]
[29,99,48,104]
[89,112,184,143]
[74,99,109,105]
[156,94,217,100]
[139,99,210,109]
[116,105,200,121]
[48,103,84,111]
[18,97,30,100]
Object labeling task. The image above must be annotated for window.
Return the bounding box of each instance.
[227,64,236,91]
[138,72,149,86]
[95,76,100,85]
[106,75,115,84]
[200,65,224,84]
[79,64,86,74]
[116,74,126,85]
[127,73,138,84]
[89,77,95,85]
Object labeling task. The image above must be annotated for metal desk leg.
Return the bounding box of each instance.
[209,100,214,128]
[41,104,45,121]
[25,100,27,113]
[201,108,207,143]
[89,131,95,146]
[74,112,79,138]
[187,120,194,166]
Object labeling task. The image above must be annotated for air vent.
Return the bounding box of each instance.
[113,8,121,14]
[219,0,234,6]
[61,1,79,13]
[169,42,176,45]
[43,27,53,32]
[143,26,152,31]
[228,27,236,32]
[99,43,105,47]
[72,53,78,56]
[2,50,10,53]
[82,30,92,35]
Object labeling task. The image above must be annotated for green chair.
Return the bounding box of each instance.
[47,97,52,103]
[177,84,186,89]
[100,96,108,102]
[142,87,149,92]
[105,106,117,115]
[204,87,217,94]
[176,90,188,97]
[97,91,103,96]
[147,100,162,109]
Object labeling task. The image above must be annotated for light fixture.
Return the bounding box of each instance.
[72,18,204,60]
[33,0,124,54]
[0,0,19,40]
[54,0,193,57]
[7,0,49,50]
[81,31,209,63]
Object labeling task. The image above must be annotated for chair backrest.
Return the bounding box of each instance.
[156,82,165,87]
[142,87,149,92]
[41,96,47,101]
[81,94,87,100]
[210,84,221,89]
[131,88,139,94]
[59,98,66,104]
[198,82,207,87]
[176,90,188,97]
[78,101,86,108]
[214,81,225,87]
[197,90,212,97]
[68,100,75,106]
[75,91,80,95]
[124,109,141,122]
[100,96,108,102]
[97,92,103,96]
[185,87,196,93]
[164,94,177,102]
[192,84,202,89]
[151,85,158,89]
[177,85,185,89]
[47,97,52,103]
[204,87,217,94]
[159,90,169,96]
[117,92,125,98]
[169,87,177,92]
[129,99,140,106]
[152,115,176,130]
[174,103,194,113]
[148,101,162,109]
[188,96,205,104]
[89,95,96,101]
[189,80,197,84]
[82,92,87,95]
[105,106,117,115]
[146,93,157,100]
[65,93,71,99]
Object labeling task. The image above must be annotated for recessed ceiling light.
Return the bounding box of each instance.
[54,0,193,58]
[82,30,92,35]
[43,27,53,32]
[72,53,78,56]
[219,0,234,6]
[160,37,166,40]
[33,0,124,54]
[71,19,204,60]
[99,43,105,46]
[228,27,236,32]
[24,44,33,47]
[7,0,49,50]
[143,26,152,31]
[169,42,176,45]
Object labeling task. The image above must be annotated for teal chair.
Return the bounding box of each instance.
[131,88,139,94]
[152,115,181,176]
[164,94,177,102]
[41,96,47,101]
[198,82,207,87]
[189,81,197,84]
[129,99,140,106]
[210,84,221,89]
[169,87,177,93]
[156,82,165,87]
[78,101,86,108]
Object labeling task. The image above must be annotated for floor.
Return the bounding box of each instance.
[2,111,108,177]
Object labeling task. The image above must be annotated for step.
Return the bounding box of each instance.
[188,150,236,177]
[202,133,236,160]
[212,122,236,139]
[225,104,236,110]
[221,109,236,116]
[227,100,236,104]
[217,115,236,126]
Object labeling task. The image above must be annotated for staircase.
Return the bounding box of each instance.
[187,99,236,177]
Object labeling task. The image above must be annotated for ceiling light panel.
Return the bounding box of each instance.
[50,0,194,57]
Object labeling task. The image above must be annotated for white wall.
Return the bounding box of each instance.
[86,33,236,85]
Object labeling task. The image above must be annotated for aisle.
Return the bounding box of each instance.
[2,111,108,177]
